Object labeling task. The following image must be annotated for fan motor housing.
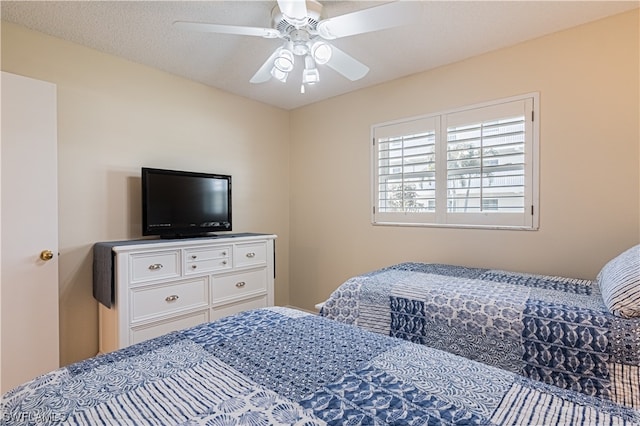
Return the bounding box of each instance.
[271,0,323,33]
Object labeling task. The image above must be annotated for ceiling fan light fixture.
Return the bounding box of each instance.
[290,30,311,56]
[273,48,294,73]
[271,67,289,82]
[311,41,332,65]
[302,68,320,84]
[302,55,320,84]
[292,43,309,56]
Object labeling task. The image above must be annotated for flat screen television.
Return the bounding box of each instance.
[142,167,232,238]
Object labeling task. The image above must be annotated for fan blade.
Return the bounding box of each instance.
[325,45,369,81]
[317,1,422,40]
[173,21,280,38]
[277,0,308,26]
[250,49,280,84]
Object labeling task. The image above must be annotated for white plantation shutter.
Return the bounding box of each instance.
[443,98,534,227]
[372,94,538,229]
[374,117,438,224]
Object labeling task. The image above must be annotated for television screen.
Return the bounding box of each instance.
[142,167,232,238]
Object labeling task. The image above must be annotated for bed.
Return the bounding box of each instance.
[320,244,640,410]
[2,306,639,425]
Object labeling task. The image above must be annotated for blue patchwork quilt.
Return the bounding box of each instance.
[320,263,640,410]
[3,307,639,425]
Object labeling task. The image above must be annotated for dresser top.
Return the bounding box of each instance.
[97,233,277,253]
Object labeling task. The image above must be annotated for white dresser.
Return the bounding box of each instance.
[98,234,276,353]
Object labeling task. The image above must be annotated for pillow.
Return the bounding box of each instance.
[597,244,640,318]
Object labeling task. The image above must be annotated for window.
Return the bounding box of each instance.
[372,94,539,229]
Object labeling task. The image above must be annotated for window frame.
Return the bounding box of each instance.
[371,93,540,230]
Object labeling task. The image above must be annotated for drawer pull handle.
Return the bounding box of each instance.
[222,251,227,256]
[149,263,163,270]
[235,281,246,288]
[222,260,227,265]
[165,295,179,302]
[191,265,197,269]
[191,255,197,259]
[246,252,256,258]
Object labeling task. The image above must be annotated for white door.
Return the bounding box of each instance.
[1,71,59,392]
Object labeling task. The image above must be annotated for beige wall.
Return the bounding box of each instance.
[289,9,640,311]
[1,22,291,366]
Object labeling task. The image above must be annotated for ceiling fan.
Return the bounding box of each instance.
[174,0,421,92]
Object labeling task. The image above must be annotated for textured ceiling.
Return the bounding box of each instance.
[1,1,638,110]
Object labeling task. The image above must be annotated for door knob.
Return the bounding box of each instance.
[40,250,54,261]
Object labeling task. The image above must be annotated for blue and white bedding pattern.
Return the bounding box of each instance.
[320,263,640,409]
[3,307,639,425]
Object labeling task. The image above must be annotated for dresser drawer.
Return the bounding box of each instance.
[212,269,267,303]
[185,246,230,262]
[130,251,180,283]
[130,310,208,345]
[185,258,231,274]
[185,246,231,274]
[131,277,209,322]
[234,242,267,268]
